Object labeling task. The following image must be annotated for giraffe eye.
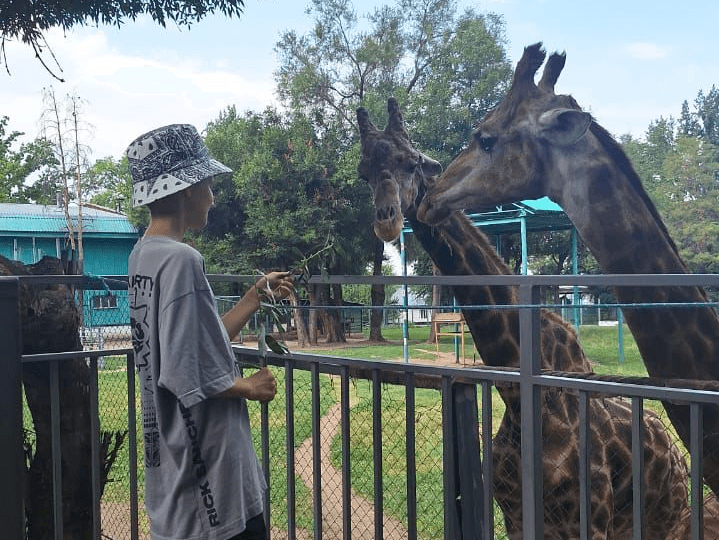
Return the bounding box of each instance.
[477,135,496,152]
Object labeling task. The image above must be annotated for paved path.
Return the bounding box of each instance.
[294,398,409,540]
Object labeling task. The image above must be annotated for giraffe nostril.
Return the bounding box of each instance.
[376,206,398,222]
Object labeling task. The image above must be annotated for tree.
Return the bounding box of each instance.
[202,106,377,344]
[275,0,511,339]
[0,0,248,80]
[695,86,719,146]
[660,136,719,273]
[0,116,56,202]
[2,254,126,540]
[39,87,93,269]
[86,155,149,227]
[678,100,702,138]
[622,113,719,276]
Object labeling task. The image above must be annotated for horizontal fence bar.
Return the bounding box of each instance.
[220,299,719,312]
[234,347,719,405]
[297,273,719,288]
[21,348,134,363]
[16,269,719,289]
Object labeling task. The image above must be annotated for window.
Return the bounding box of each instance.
[92,294,117,310]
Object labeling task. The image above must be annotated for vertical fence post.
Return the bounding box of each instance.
[631,398,646,539]
[405,372,417,540]
[127,352,140,540]
[285,360,297,540]
[372,369,384,540]
[311,363,322,540]
[441,376,460,540]
[340,366,351,540]
[690,402,704,540]
[0,277,23,540]
[519,282,543,540]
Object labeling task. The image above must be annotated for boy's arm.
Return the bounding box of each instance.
[221,272,295,341]
[221,286,261,341]
[214,367,277,403]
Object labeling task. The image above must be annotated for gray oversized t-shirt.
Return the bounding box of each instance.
[129,236,266,540]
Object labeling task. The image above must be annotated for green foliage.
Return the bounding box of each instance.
[86,156,149,228]
[694,86,719,145]
[275,0,512,165]
[660,137,719,272]
[0,116,57,203]
[201,106,376,275]
[622,106,719,275]
[406,9,512,162]
[342,263,399,305]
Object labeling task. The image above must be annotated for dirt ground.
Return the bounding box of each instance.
[273,333,482,369]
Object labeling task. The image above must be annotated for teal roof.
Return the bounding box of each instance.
[464,197,572,235]
[520,196,564,213]
[403,197,572,235]
[0,203,139,237]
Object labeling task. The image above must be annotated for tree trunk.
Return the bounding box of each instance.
[369,238,386,342]
[307,284,319,346]
[316,282,345,343]
[1,255,125,540]
[290,290,309,347]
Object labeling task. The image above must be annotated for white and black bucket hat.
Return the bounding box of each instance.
[126,124,232,207]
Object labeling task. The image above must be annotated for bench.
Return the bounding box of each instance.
[432,312,469,363]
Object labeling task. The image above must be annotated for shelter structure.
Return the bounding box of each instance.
[397,197,582,361]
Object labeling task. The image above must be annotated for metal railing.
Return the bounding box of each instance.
[4,272,719,539]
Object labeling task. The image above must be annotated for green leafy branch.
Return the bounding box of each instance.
[255,236,336,356]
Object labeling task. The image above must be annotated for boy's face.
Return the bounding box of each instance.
[186,178,215,231]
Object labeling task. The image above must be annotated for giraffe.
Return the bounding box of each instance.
[416,41,719,500]
[357,98,692,539]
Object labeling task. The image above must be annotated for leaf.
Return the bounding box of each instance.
[265,334,290,355]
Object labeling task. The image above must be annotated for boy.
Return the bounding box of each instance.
[127,124,293,540]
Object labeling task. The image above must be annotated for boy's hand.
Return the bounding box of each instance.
[255,271,295,302]
[245,367,277,404]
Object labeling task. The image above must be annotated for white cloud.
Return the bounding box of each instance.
[624,42,671,61]
[1,25,278,162]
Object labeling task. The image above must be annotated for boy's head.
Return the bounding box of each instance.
[126,124,231,208]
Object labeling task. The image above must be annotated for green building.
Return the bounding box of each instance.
[0,202,140,334]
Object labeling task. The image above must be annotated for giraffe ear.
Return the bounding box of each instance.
[537,108,592,146]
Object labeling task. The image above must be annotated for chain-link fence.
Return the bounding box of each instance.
[9,272,719,539]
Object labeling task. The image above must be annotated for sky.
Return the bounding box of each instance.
[1,0,718,164]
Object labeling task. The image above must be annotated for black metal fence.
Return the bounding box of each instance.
[4,273,719,540]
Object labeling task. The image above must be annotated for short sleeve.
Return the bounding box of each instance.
[156,254,237,407]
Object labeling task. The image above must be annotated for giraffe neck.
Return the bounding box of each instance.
[553,123,719,380]
[405,198,589,374]
[407,208,522,369]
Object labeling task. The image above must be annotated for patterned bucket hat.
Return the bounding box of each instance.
[126,124,232,207]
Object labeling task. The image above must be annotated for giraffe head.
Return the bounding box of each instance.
[417,42,592,225]
[357,97,442,242]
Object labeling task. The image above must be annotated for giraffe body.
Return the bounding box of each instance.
[357,98,691,539]
[417,42,719,500]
